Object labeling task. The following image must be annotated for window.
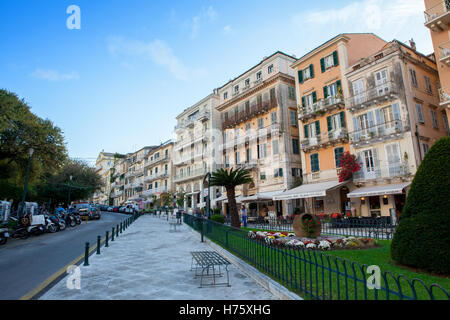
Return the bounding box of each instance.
[290,110,297,126]
[292,168,302,177]
[303,66,311,80]
[423,143,429,155]
[260,172,266,180]
[272,139,279,155]
[155,182,158,188]
[256,71,262,80]
[268,64,274,74]
[415,103,425,124]
[410,69,418,87]
[288,86,296,100]
[310,154,320,172]
[320,51,338,72]
[352,79,366,104]
[292,138,300,155]
[274,168,283,178]
[324,55,334,69]
[258,118,264,129]
[245,101,250,113]
[246,148,251,162]
[334,147,344,168]
[430,109,438,129]
[257,144,267,159]
[425,76,432,93]
[375,69,390,95]
[234,85,239,94]
[301,92,316,110]
[270,88,276,101]
[245,79,250,87]
[443,112,450,133]
[225,156,230,168]
[245,123,251,132]
[327,112,345,132]
[271,111,277,124]
[324,82,338,99]
[235,152,240,164]
[224,92,228,99]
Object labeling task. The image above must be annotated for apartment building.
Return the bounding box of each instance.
[142,141,175,202]
[216,51,303,218]
[173,94,221,211]
[344,40,448,218]
[275,34,388,215]
[93,151,116,205]
[424,0,450,128]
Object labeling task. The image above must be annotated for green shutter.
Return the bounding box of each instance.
[336,80,342,95]
[315,120,321,135]
[298,70,303,83]
[327,116,332,132]
[323,86,328,99]
[320,58,325,72]
[312,91,317,103]
[301,96,306,112]
[340,111,346,128]
[333,51,339,66]
[304,125,309,138]
[310,64,314,78]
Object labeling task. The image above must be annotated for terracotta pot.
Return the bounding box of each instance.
[293,213,321,238]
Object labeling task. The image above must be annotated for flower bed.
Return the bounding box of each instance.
[248,231,377,251]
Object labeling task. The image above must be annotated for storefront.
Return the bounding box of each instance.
[240,191,284,221]
[346,182,410,220]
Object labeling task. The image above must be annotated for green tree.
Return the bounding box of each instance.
[175,190,186,209]
[210,168,253,229]
[391,137,450,274]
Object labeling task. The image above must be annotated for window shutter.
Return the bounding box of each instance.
[298,70,303,83]
[301,96,306,110]
[375,108,383,125]
[336,80,342,95]
[327,116,332,132]
[310,64,314,78]
[315,120,321,135]
[353,117,360,141]
[333,51,339,66]
[392,103,400,120]
[323,86,328,99]
[320,58,325,73]
[304,125,309,138]
[340,111,346,128]
[312,91,317,103]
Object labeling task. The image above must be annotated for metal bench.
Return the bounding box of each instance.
[169,221,179,232]
[190,251,231,288]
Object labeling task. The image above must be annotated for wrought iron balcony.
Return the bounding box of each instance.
[142,187,168,197]
[347,81,398,113]
[174,168,208,182]
[438,41,450,65]
[439,86,450,106]
[222,99,277,130]
[353,161,411,183]
[298,95,345,121]
[424,0,450,31]
[301,128,348,152]
[349,119,410,148]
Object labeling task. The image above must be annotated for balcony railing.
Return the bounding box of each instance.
[439,86,450,106]
[173,153,194,166]
[174,168,208,182]
[347,81,398,112]
[438,41,450,65]
[223,123,281,150]
[349,119,410,147]
[353,161,410,183]
[142,187,168,197]
[301,128,348,152]
[222,99,277,130]
[110,190,124,198]
[175,110,210,131]
[424,0,450,30]
[144,171,169,183]
[299,95,344,120]
[145,155,170,167]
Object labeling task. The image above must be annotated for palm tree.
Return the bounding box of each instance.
[210,168,253,229]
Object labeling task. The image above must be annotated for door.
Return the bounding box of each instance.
[385,143,401,177]
[375,69,390,95]
[352,79,366,104]
[362,149,377,179]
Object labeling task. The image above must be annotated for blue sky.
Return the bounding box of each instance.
[0,0,431,165]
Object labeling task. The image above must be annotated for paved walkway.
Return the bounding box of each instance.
[40,215,277,300]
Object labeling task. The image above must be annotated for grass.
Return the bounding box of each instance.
[188,218,450,300]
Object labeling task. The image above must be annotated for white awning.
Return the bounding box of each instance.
[273,181,347,200]
[241,190,284,202]
[212,195,227,203]
[186,191,201,196]
[224,195,244,203]
[347,182,411,198]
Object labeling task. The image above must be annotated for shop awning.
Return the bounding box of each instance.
[347,182,411,198]
[224,195,244,203]
[186,191,201,196]
[241,190,284,202]
[212,195,227,203]
[273,181,347,200]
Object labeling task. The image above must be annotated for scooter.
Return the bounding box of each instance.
[49,215,66,231]
[43,215,58,233]
[0,224,9,245]
[8,216,30,239]
[72,213,81,225]
[64,213,77,227]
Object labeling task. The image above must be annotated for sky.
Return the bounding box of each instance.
[0,0,432,166]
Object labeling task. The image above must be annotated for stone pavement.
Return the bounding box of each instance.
[40,215,277,300]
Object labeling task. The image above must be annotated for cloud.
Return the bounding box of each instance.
[223,25,233,35]
[293,0,423,31]
[107,37,205,81]
[190,6,218,39]
[31,68,79,81]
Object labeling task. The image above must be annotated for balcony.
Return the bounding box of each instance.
[222,99,277,130]
[234,161,258,171]
[173,153,194,166]
[424,0,450,31]
[299,95,345,121]
[439,86,450,106]
[224,123,281,150]
[303,169,341,184]
[347,81,398,113]
[142,187,168,197]
[353,161,411,183]
[301,128,348,152]
[145,155,170,168]
[174,167,208,183]
[175,110,210,131]
[111,190,124,198]
[124,183,133,190]
[144,171,169,183]
[349,119,410,148]
[438,41,450,66]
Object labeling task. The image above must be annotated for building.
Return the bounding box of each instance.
[142,141,175,205]
[424,0,450,128]
[93,151,116,205]
[216,51,303,219]
[173,94,221,212]
[344,40,448,218]
[110,156,126,206]
[276,34,388,215]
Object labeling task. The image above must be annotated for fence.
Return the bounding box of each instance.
[225,216,398,240]
[185,214,449,300]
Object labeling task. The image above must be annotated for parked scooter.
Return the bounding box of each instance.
[64,213,77,227]
[43,215,57,233]
[49,215,66,231]
[8,216,30,239]
[0,224,9,245]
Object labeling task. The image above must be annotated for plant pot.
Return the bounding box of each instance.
[293,213,321,238]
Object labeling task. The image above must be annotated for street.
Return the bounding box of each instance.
[0,211,129,300]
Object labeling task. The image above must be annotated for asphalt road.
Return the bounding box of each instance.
[0,211,130,300]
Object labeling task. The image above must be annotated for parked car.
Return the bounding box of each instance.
[118,206,126,213]
[107,206,113,212]
[78,205,101,220]
[112,206,119,213]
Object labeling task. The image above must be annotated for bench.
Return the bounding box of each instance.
[190,251,231,288]
[169,221,179,232]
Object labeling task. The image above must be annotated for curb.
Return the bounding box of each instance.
[187,227,303,301]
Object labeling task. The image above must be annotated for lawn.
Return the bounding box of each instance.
[187,218,449,300]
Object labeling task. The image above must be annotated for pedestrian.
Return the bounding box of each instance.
[241,206,247,228]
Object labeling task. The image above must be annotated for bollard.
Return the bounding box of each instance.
[200,219,204,243]
[97,236,101,255]
[105,231,109,247]
[120,222,123,233]
[85,216,88,224]
[112,227,115,241]
[116,225,119,237]
[84,242,90,266]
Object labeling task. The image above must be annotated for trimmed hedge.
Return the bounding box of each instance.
[210,214,225,224]
[391,137,450,274]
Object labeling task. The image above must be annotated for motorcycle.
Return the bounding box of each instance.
[8,216,30,239]
[43,215,58,233]
[72,213,81,225]
[49,215,66,231]
[0,224,9,245]
[64,213,77,227]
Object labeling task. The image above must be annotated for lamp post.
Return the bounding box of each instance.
[67,175,73,209]
[203,172,211,219]
[19,148,34,217]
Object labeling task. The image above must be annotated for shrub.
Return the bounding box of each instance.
[210,214,225,224]
[391,137,450,274]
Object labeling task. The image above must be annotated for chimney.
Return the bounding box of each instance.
[409,38,416,51]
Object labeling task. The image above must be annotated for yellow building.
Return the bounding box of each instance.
[93,151,116,205]
[424,0,450,129]
[216,51,303,219]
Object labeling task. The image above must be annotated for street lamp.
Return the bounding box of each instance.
[19,147,34,217]
[67,175,73,209]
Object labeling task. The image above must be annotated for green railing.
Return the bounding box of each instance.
[184,214,449,300]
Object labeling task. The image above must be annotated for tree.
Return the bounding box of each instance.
[210,168,253,229]
[391,137,450,274]
[175,190,186,209]
[160,192,173,208]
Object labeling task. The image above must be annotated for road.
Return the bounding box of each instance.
[0,211,129,300]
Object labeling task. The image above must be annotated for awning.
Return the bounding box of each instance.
[224,195,243,203]
[241,190,284,202]
[347,182,411,198]
[212,195,227,203]
[186,191,201,196]
[273,181,347,200]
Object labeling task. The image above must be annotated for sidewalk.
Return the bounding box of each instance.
[40,215,277,300]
